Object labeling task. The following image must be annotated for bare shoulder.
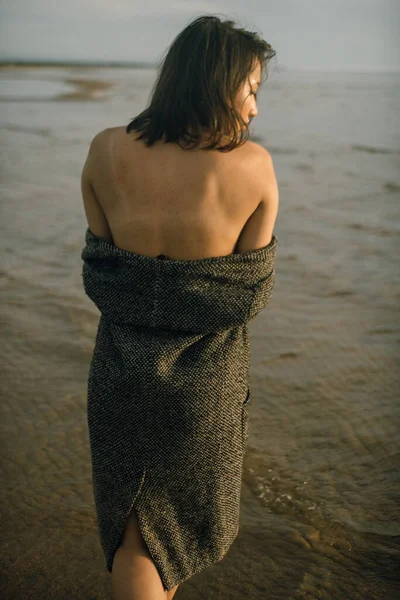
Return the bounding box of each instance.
[249,143,278,201]
[233,142,279,253]
[88,127,113,149]
[85,127,120,166]
[89,125,136,158]
[241,141,276,177]
[245,141,273,165]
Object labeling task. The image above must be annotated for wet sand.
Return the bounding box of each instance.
[54,77,114,101]
[0,65,115,101]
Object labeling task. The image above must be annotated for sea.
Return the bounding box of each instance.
[0,64,399,599]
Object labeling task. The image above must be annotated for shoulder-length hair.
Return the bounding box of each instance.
[126,15,276,152]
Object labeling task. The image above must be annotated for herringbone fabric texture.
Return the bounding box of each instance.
[81,227,278,591]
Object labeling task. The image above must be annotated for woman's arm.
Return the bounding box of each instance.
[81,134,114,243]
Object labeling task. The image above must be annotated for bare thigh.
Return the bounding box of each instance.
[112,506,179,599]
[120,506,151,556]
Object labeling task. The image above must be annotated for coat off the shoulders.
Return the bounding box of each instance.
[81,228,278,591]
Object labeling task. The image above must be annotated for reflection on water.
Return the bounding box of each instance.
[1,66,399,599]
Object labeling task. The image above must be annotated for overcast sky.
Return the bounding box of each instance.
[0,0,399,71]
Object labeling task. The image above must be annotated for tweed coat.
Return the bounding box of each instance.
[81,227,278,591]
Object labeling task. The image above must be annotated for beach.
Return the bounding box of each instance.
[0,65,399,599]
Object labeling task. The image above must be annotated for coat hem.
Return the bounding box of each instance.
[104,475,241,592]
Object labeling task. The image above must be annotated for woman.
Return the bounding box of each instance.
[81,14,279,600]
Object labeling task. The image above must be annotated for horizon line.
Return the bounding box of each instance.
[0,58,399,74]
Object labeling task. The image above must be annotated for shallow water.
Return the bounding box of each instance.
[0,78,77,99]
[0,65,399,599]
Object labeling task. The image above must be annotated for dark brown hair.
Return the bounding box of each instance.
[126,15,276,152]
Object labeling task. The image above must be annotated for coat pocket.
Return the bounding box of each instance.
[241,388,252,452]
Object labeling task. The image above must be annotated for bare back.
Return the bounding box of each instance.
[87,126,276,260]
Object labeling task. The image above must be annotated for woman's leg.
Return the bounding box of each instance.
[166,584,180,599]
[111,506,172,600]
